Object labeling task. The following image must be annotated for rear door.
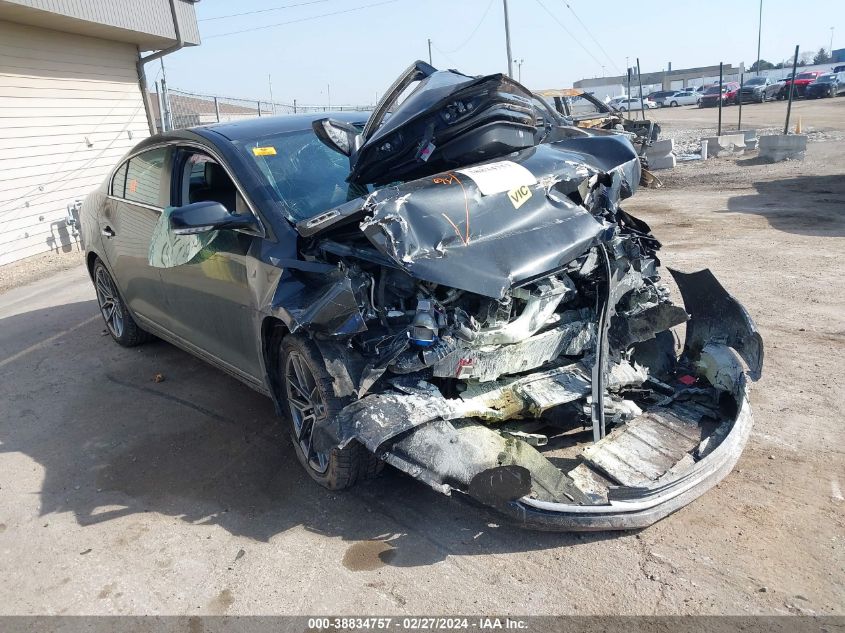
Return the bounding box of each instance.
[101,146,171,328]
[155,145,264,381]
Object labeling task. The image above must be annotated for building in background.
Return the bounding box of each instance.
[0,0,200,266]
[574,64,738,101]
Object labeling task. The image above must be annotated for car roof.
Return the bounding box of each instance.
[196,110,370,141]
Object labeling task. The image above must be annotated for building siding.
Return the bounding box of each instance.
[0,20,150,265]
[0,0,200,46]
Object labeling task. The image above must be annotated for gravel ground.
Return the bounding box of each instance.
[0,249,84,295]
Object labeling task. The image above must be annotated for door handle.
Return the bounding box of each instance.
[101,226,115,238]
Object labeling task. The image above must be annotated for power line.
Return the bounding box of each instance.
[533,0,605,73]
[199,0,331,22]
[204,0,403,39]
[430,42,462,69]
[439,0,496,54]
[560,0,622,74]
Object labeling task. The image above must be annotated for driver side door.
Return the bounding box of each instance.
[155,145,265,383]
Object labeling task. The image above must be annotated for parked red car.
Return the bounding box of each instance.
[778,71,825,99]
[698,82,740,107]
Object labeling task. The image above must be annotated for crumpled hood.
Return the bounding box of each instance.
[357,134,640,299]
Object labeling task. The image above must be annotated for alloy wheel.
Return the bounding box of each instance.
[285,351,330,474]
[95,266,124,338]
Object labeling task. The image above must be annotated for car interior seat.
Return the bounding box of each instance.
[190,162,237,212]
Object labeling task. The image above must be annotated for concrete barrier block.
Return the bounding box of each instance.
[758,134,807,162]
[644,138,674,158]
[737,129,759,150]
[647,154,676,170]
[703,134,746,157]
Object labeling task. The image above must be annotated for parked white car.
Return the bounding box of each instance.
[608,96,656,111]
[657,91,700,107]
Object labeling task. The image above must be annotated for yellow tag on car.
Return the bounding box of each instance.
[252,146,277,156]
[507,185,532,209]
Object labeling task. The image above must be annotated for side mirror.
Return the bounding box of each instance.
[169,201,258,235]
[312,118,361,157]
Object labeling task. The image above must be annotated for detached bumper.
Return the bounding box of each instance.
[504,364,753,531]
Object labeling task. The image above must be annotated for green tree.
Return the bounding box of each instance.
[813,48,831,65]
[749,59,775,72]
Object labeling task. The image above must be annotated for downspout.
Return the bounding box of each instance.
[136,0,185,135]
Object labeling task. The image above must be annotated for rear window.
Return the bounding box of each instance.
[796,73,816,80]
[124,148,166,207]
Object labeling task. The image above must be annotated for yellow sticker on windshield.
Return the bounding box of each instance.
[252,146,277,156]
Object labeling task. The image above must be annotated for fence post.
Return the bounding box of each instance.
[737,72,743,131]
[717,62,723,136]
[257,101,262,117]
[784,45,799,134]
[293,99,297,114]
[636,58,645,121]
[214,96,220,123]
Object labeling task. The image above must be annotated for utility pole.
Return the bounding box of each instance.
[327,83,331,110]
[831,27,835,58]
[755,0,763,75]
[159,57,172,132]
[503,0,513,78]
[427,38,432,65]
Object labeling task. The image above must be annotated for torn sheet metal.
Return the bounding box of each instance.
[669,268,764,380]
[357,137,640,300]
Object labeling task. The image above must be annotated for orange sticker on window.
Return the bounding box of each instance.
[128,179,138,193]
[252,146,277,156]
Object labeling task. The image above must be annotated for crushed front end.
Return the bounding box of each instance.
[278,63,763,530]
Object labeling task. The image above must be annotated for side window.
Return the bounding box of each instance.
[111,161,128,197]
[178,150,239,214]
[125,147,166,207]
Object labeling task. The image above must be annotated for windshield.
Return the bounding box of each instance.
[704,86,722,95]
[816,74,835,83]
[745,77,766,85]
[236,128,368,222]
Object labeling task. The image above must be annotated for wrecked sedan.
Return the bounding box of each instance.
[79,61,763,531]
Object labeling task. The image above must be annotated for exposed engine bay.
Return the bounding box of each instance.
[271,62,763,530]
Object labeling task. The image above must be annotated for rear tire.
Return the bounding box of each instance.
[279,335,382,490]
[92,259,153,347]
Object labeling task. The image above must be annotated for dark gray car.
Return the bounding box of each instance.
[736,76,782,103]
[80,61,763,531]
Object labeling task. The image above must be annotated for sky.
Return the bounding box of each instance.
[161,0,844,106]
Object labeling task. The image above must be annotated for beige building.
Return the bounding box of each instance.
[0,0,200,266]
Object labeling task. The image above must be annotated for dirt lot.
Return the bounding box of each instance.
[0,105,843,616]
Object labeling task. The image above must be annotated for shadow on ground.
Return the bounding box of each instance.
[0,301,620,570]
[725,174,845,236]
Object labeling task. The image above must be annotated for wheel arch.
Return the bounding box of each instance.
[85,251,100,281]
[261,316,290,415]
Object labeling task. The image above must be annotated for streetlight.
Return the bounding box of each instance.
[831,27,835,58]
[513,58,524,83]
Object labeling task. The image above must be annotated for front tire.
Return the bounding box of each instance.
[670,100,678,107]
[92,259,152,347]
[279,335,382,490]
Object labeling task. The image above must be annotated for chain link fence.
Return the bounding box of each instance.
[152,84,373,133]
